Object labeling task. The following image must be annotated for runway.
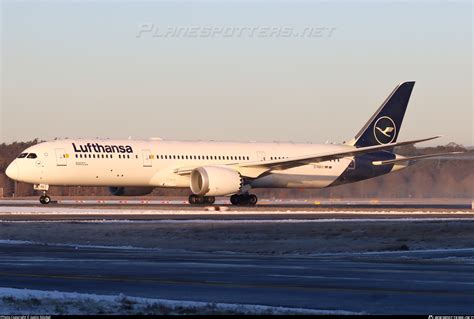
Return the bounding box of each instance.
[0,198,472,222]
[1,198,472,211]
[0,242,473,314]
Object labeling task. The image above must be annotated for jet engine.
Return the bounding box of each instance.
[190,166,243,196]
[108,186,154,196]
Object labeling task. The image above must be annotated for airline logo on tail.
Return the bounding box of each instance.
[376,126,394,137]
[373,116,396,144]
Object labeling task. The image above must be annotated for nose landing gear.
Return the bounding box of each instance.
[39,193,51,205]
[34,184,51,205]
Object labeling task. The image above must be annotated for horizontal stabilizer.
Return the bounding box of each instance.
[372,152,464,166]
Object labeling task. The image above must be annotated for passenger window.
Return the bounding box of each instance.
[17,153,28,158]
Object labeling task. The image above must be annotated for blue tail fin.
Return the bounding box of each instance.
[352,81,415,148]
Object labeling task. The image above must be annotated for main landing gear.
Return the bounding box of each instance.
[39,191,51,205]
[188,194,215,205]
[230,194,258,206]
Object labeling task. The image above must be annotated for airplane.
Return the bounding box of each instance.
[5,81,460,205]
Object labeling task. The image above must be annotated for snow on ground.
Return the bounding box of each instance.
[0,239,153,251]
[0,205,470,215]
[1,217,474,224]
[0,287,361,315]
[0,239,473,260]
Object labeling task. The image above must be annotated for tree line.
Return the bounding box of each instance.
[0,140,472,198]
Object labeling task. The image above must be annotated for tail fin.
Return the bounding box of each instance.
[350,81,415,147]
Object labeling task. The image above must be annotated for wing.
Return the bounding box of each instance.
[174,135,441,178]
[238,136,440,171]
[372,151,464,166]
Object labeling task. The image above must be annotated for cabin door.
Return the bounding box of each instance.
[142,149,153,167]
[257,151,266,161]
[55,148,68,166]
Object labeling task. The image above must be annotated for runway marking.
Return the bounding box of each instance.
[266,274,474,285]
[0,271,472,297]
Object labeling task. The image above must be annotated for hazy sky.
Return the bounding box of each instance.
[1,1,472,146]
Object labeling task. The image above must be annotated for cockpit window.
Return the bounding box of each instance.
[17,153,28,158]
[27,153,38,159]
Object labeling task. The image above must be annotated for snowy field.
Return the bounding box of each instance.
[1,217,473,254]
[0,287,360,315]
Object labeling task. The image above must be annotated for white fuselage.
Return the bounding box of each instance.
[8,139,355,189]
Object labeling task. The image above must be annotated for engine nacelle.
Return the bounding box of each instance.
[190,166,243,196]
[108,186,154,196]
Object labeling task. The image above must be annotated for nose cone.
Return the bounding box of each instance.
[5,161,19,180]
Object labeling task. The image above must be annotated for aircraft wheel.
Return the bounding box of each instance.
[39,195,51,205]
[248,194,258,205]
[204,196,215,204]
[231,194,257,206]
[230,194,240,205]
[189,195,210,205]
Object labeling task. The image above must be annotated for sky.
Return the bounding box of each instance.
[1,1,472,146]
